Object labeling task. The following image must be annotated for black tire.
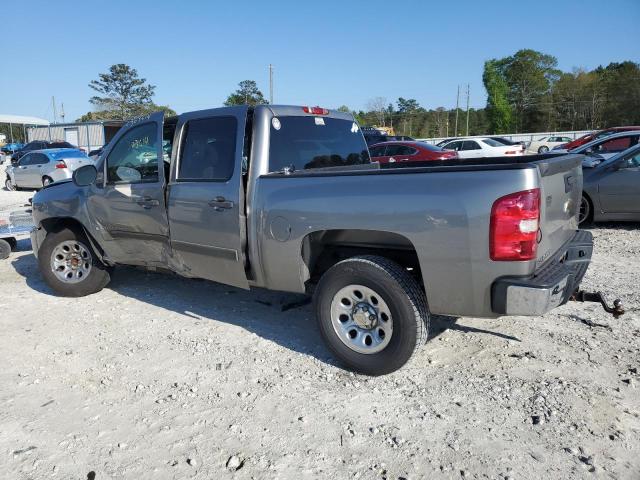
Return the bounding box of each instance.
[579,193,593,226]
[538,145,549,153]
[42,176,53,187]
[0,239,11,260]
[5,237,17,251]
[5,177,15,191]
[314,255,429,375]
[38,227,111,297]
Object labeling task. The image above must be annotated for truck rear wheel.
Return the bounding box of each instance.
[38,227,111,297]
[314,255,429,375]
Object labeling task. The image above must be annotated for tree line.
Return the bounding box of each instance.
[70,53,639,140]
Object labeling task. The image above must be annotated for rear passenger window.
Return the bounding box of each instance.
[462,141,481,150]
[178,117,237,181]
[369,146,386,157]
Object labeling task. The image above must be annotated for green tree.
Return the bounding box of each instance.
[483,60,513,133]
[77,103,176,122]
[337,105,351,113]
[396,98,420,113]
[224,80,268,106]
[88,64,158,119]
[495,49,561,131]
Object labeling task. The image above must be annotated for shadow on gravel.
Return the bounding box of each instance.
[429,314,521,342]
[11,252,517,367]
[581,222,640,231]
[12,253,338,365]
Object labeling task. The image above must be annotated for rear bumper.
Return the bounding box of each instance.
[491,230,593,316]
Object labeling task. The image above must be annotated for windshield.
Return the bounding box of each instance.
[49,150,87,160]
[269,116,370,172]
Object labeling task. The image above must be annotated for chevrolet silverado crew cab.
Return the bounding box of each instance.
[30,105,596,375]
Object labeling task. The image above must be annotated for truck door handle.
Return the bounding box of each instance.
[133,195,160,209]
[208,196,234,210]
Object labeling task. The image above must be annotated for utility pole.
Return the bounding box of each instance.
[465,84,470,136]
[52,96,57,124]
[61,103,65,123]
[454,85,460,135]
[268,64,274,104]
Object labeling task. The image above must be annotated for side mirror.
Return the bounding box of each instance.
[73,164,98,186]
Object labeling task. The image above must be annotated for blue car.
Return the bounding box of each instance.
[1,142,25,154]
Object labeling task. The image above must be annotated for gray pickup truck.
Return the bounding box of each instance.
[30,105,607,375]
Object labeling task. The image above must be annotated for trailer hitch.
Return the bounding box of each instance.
[570,290,625,318]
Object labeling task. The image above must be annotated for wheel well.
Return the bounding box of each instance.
[40,217,106,259]
[301,229,422,288]
[581,190,595,219]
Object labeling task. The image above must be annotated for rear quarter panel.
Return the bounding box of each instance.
[251,167,539,318]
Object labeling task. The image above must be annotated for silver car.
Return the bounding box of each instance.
[5,148,92,190]
[580,143,640,224]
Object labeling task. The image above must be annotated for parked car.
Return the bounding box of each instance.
[556,131,640,164]
[1,142,24,154]
[436,137,458,147]
[439,137,525,159]
[11,140,78,165]
[579,143,640,225]
[30,105,599,375]
[369,141,458,164]
[553,126,640,151]
[526,136,573,154]
[5,148,93,190]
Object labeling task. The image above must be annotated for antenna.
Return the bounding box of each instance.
[269,64,274,104]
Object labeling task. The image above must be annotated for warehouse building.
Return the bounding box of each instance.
[26,120,123,153]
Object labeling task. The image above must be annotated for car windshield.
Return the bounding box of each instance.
[269,116,370,172]
[49,150,87,160]
[482,138,503,147]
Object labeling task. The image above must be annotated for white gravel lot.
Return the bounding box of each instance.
[0,187,639,480]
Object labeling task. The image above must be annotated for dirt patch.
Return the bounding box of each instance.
[1,190,639,479]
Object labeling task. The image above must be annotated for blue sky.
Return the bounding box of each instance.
[2,0,639,122]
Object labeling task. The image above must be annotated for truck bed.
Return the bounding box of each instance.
[251,153,583,318]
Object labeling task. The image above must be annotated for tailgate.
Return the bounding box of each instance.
[533,154,583,266]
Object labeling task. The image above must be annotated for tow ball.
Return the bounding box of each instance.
[570,290,625,318]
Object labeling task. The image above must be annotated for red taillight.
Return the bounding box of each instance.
[55,160,67,169]
[302,106,329,115]
[490,188,540,261]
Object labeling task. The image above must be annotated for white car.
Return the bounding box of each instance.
[527,136,573,154]
[440,137,525,159]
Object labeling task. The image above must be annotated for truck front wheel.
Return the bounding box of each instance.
[38,227,111,297]
[314,255,429,375]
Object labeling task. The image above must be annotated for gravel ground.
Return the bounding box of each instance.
[0,188,639,480]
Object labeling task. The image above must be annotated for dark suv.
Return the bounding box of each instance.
[11,140,77,165]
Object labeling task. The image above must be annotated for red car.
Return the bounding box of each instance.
[369,141,458,164]
[560,126,640,151]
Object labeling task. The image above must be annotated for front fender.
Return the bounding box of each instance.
[31,181,105,256]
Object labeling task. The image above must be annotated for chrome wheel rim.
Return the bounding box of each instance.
[539,146,548,153]
[579,196,589,224]
[42,177,51,186]
[5,178,13,190]
[330,284,392,354]
[50,240,92,284]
